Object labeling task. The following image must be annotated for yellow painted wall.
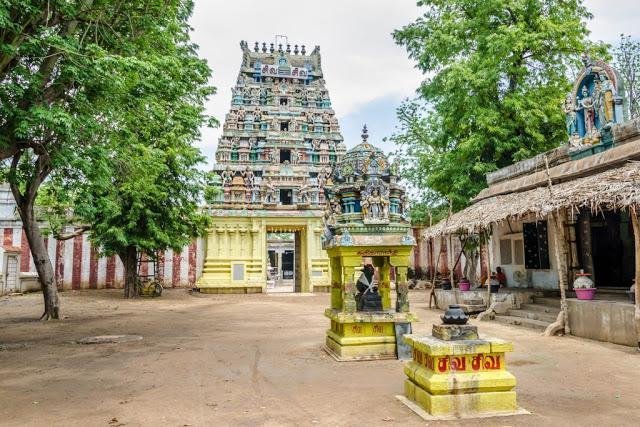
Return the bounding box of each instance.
[198,214,329,293]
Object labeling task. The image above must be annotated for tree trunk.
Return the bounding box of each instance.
[631,209,640,350]
[485,233,492,304]
[21,212,59,319]
[119,246,138,299]
[9,153,59,320]
[463,247,479,285]
[428,236,445,309]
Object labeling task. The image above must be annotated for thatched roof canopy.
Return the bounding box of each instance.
[423,161,640,239]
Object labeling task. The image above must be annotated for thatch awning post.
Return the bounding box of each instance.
[545,209,570,336]
[631,207,640,350]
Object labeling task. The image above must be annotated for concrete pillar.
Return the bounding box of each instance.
[342,265,356,313]
[206,229,217,259]
[330,256,342,309]
[396,264,410,313]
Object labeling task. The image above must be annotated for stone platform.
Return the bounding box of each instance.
[435,288,544,313]
[401,332,522,418]
[324,309,418,361]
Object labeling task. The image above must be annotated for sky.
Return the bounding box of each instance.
[189,0,640,169]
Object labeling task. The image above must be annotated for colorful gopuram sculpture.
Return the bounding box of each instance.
[198,41,346,294]
[565,55,627,147]
[322,126,417,361]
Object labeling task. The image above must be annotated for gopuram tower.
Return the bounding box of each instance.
[198,40,346,294]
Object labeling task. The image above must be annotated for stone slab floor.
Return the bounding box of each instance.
[1,289,639,426]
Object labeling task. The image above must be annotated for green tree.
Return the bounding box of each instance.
[392,0,603,210]
[613,34,640,119]
[1,1,212,315]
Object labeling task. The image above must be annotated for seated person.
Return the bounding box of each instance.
[496,266,507,287]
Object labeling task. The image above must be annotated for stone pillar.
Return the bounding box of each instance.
[222,227,230,259]
[234,227,241,257]
[342,265,356,313]
[206,228,218,259]
[377,258,391,310]
[330,256,342,310]
[395,265,410,313]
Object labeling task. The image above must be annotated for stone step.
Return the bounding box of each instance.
[506,309,559,323]
[532,296,561,308]
[493,314,550,332]
[458,303,486,314]
[519,303,561,315]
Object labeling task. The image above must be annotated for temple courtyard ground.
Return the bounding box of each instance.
[1,290,639,427]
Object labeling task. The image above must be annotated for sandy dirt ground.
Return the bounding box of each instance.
[1,289,639,427]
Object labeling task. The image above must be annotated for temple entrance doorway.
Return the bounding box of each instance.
[577,210,636,289]
[266,231,301,293]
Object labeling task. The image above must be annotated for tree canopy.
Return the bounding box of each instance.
[392,0,604,211]
[613,34,640,120]
[1,1,214,312]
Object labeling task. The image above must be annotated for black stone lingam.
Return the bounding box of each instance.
[360,288,383,312]
[441,304,469,325]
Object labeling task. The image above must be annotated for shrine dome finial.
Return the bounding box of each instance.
[361,124,369,142]
[335,126,389,181]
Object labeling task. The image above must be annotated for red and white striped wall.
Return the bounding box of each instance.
[1,226,205,290]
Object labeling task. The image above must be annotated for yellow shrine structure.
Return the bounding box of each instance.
[401,329,522,419]
[322,126,417,360]
[198,41,346,294]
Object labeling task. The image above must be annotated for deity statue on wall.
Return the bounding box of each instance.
[237,107,246,122]
[598,73,615,124]
[569,132,582,148]
[318,168,330,189]
[401,194,410,219]
[298,179,310,204]
[270,148,279,164]
[241,87,251,101]
[577,86,596,137]
[329,116,339,132]
[220,166,233,187]
[279,80,288,94]
[360,197,369,219]
[366,189,383,219]
[291,148,301,165]
[264,87,273,105]
[331,200,342,216]
[311,139,320,151]
[361,179,390,222]
[251,87,260,105]
[242,166,254,188]
[593,76,604,128]
[563,94,577,136]
[262,177,276,203]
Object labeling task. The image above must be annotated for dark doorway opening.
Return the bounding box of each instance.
[282,250,294,280]
[590,211,635,288]
[280,97,288,106]
[280,188,292,205]
[280,121,289,131]
[280,149,291,163]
